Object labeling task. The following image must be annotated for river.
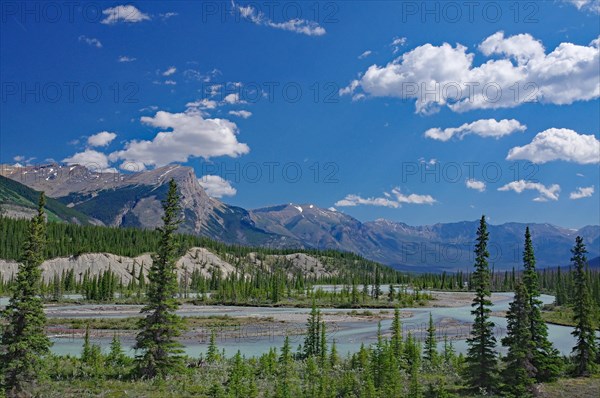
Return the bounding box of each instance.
[33,290,581,359]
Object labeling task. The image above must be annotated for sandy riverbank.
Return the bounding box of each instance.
[429,291,512,308]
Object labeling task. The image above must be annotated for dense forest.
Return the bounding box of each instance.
[2,214,600,317]
[1,188,599,397]
[2,215,599,308]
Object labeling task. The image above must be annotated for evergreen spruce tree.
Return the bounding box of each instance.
[373,266,381,299]
[206,329,219,363]
[388,284,395,302]
[209,382,227,398]
[408,346,423,398]
[442,335,455,366]
[319,320,327,367]
[372,322,385,388]
[81,323,92,363]
[501,281,536,397]
[403,332,421,370]
[106,333,126,367]
[570,236,598,377]
[329,339,339,367]
[391,306,404,363]
[277,336,298,398]
[134,179,185,378]
[522,227,561,381]
[424,312,438,366]
[304,301,321,358]
[227,350,255,398]
[408,370,423,398]
[465,215,498,393]
[304,355,319,397]
[0,193,52,396]
[351,281,359,304]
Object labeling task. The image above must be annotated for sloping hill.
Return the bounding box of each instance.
[0,175,97,225]
[0,248,352,284]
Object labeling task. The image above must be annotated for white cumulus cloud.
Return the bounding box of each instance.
[118,55,136,62]
[159,12,178,20]
[62,149,112,172]
[466,179,486,192]
[186,99,218,110]
[101,5,150,24]
[228,110,252,119]
[563,0,600,14]
[223,93,245,104]
[390,36,407,54]
[198,175,237,198]
[109,110,249,169]
[479,32,545,64]
[87,131,117,147]
[232,1,325,36]
[506,128,600,164]
[341,32,599,113]
[570,186,594,199]
[425,119,526,141]
[498,180,561,202]
[78,35,102,48]
[391,188,436,204]
[358,50,372,59]
[335,194,400,208]
[335,188,435,208]
[162,66,177,76]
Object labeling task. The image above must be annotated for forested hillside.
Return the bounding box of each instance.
[0,215,404,289]
[2,216,598,304]
[0,175,94,224]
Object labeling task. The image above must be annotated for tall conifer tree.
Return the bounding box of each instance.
[522,227,561,381]
[502,281,536,397]
[134,179,185,378]
[465,215,498,393]
[570,236,597,376]
[424,312,438,366]
[391,306,404,363]
[1,193,52,396]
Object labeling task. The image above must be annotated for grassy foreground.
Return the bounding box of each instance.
[538,375,600,398]
[26,365,600,398]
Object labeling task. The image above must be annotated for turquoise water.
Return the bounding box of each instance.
[42,291,582,359]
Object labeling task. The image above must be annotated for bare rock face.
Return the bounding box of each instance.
[0,249,331,283]
[244,251,334,278]
[0,248,238,284]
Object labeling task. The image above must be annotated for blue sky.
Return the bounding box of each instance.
[1,0,599,228]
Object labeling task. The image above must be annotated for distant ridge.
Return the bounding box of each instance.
[2,163,598,271]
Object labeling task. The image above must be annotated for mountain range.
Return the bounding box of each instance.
[1,163,598,271]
